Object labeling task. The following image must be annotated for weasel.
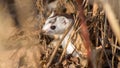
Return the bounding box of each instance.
[42,12,88,67]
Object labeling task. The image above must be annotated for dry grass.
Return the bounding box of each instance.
[0,0,119,68]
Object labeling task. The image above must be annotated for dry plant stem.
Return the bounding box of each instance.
[46,23,73,68]
[104,16,112,68]
[100,39,112,68]
[100,17,111,68]
[58,17,80,63]
[75,0,93,67]
[111,44,120,50]
[96,23,99,47]
[58,33,72,63]
[98,0,120,45]
[97,47,103,68]
[112,38,117,68]
[108,38,120,50]
[92,2,98,17]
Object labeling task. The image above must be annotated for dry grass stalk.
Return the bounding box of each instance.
[0,0,120,68]
[92,2,98,17]
[46,22,73,67]
[96,0,120,44]
[58,13,80,63]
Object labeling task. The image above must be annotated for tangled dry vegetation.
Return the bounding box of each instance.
[0,0,120,68]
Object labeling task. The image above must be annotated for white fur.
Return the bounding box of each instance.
[42,16,71,34]
[42,13,79,57]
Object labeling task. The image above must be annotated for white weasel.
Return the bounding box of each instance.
[42,12,80,57]
[42,12,88,67]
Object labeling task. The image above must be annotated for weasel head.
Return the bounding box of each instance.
[42,12,73,35]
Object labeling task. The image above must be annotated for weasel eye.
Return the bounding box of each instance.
[50,25,56,30]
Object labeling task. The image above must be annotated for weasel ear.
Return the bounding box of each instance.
[48,11,55,18]
[64,18,73,24]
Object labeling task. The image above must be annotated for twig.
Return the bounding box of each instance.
[46,23,73,68]
[112,38,117,68]
[109,39,120,50]
[96,0,120,45]
[92,2,98,17]
[100,38,112,68]
[58,14,80,63]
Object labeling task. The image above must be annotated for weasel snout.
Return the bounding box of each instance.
[41,30,46,34]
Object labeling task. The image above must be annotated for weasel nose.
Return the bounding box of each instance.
[41,30,46,34]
